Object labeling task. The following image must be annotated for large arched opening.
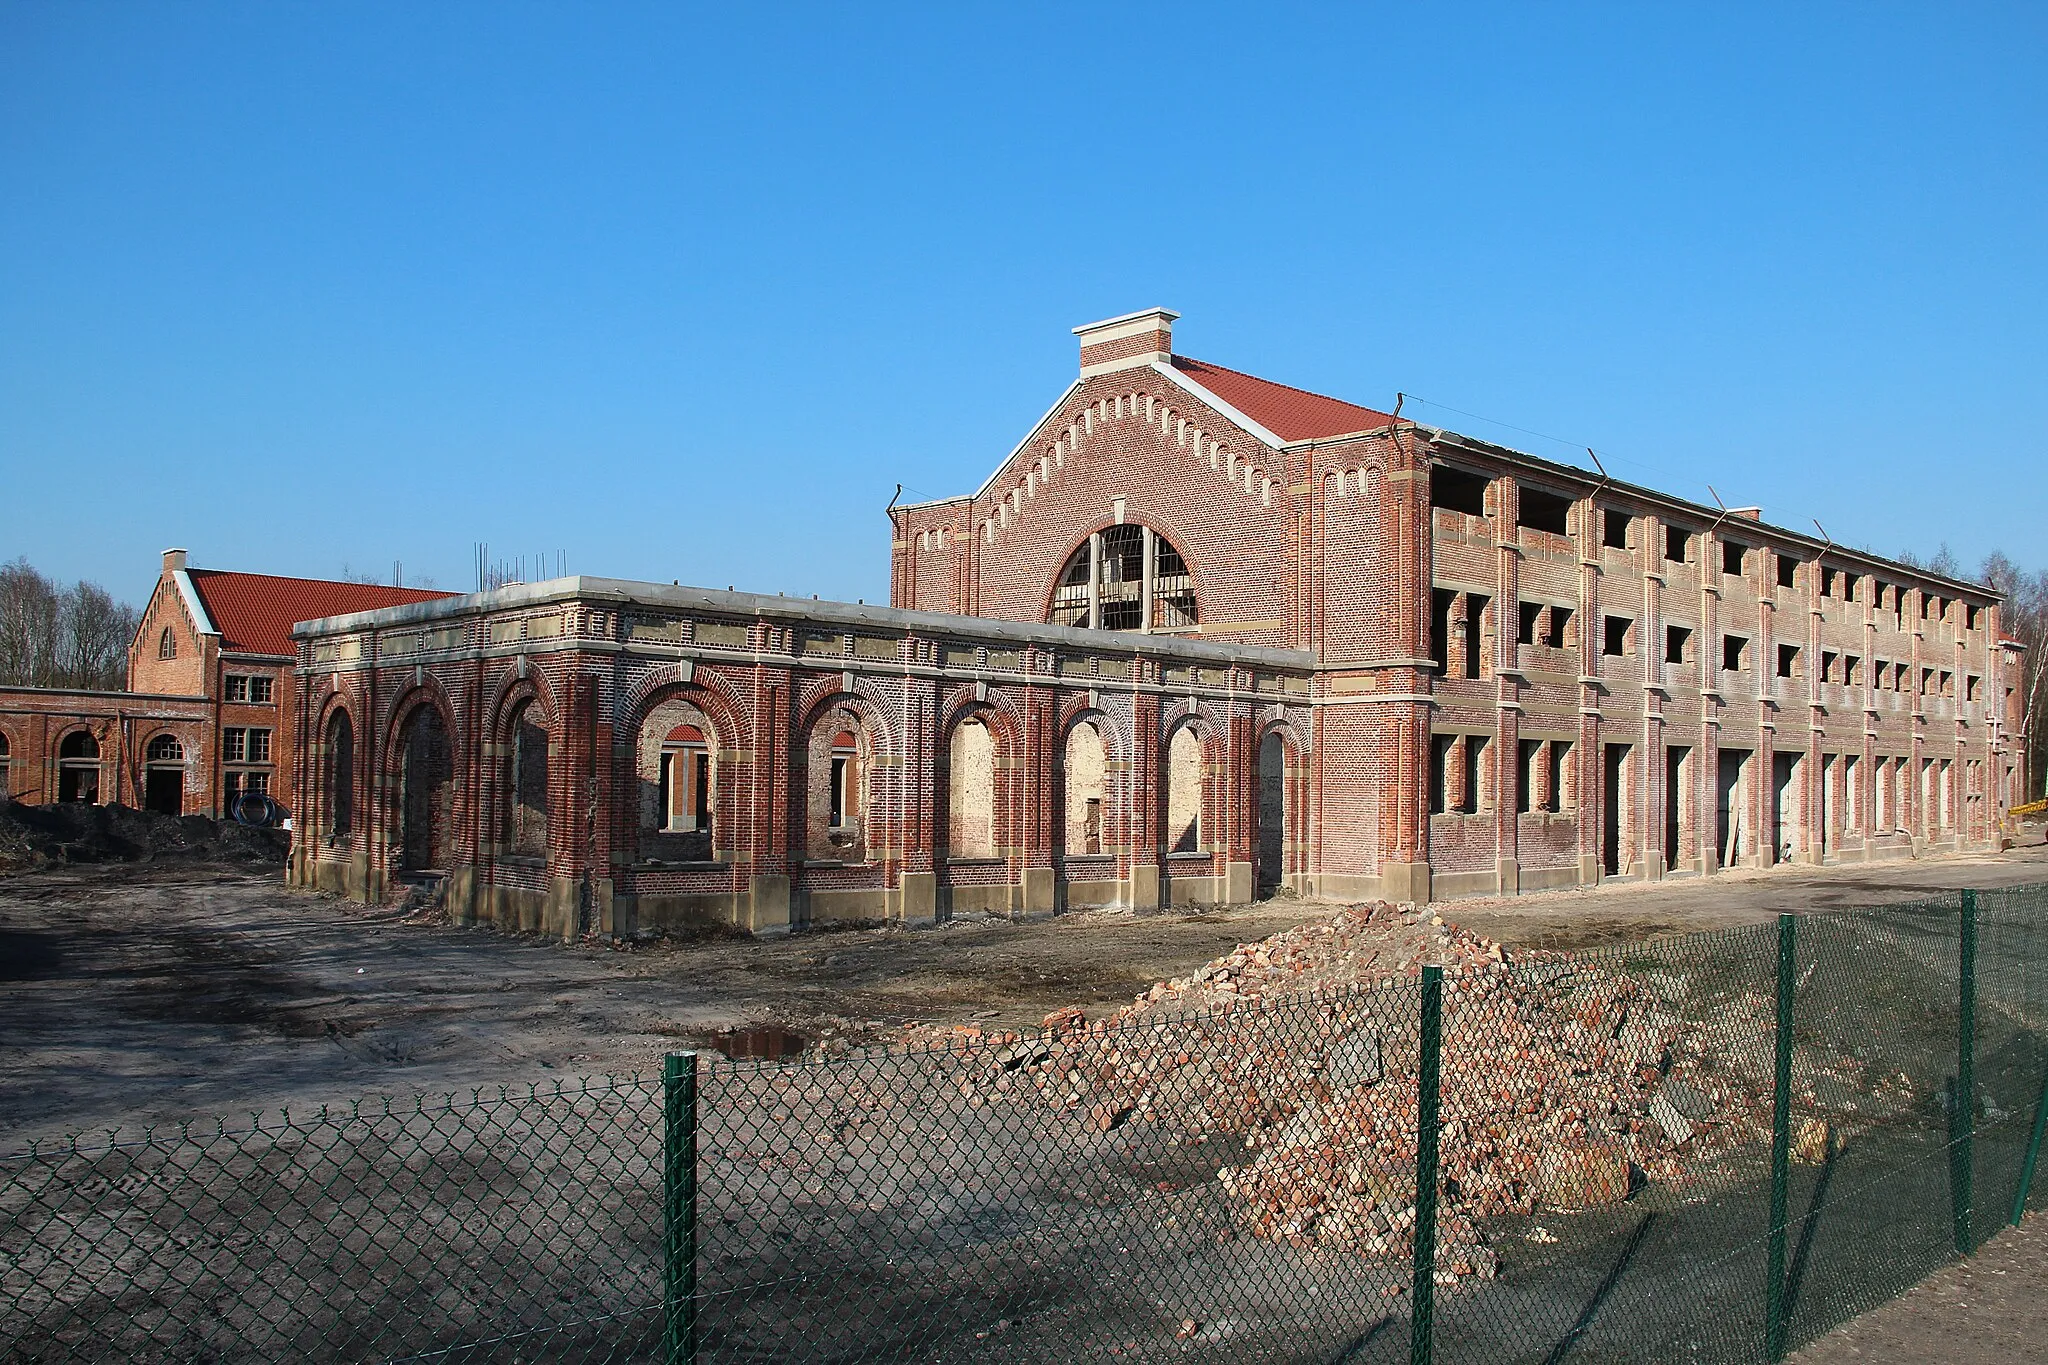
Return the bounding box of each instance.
[396,705,454,871]
[57,731,100,804]
[325,709,355,840]
[1048,524,1196,631]
[143,733,185,815]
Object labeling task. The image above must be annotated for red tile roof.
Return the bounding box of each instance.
[186,571,454,656]
[1171,356,1396,442]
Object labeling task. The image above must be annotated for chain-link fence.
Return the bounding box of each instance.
[5,883,2047,1363]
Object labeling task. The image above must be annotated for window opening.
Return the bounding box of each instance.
[1666,625,1692,665]
[1543,606,1572,650]
[1519,487,1571,536]
[947,718,996,858]
[1603,616,1631,657]
[158,628,176,660]
[505,700,549,858]
[1723,541,1747,576]
[1778,644,1801,679]
[1049,524,1196,632]
[1664,527,1692,564]
[1167,726,1204,852]
[1518,602,1542,647]
[327,710,354,837]
[1602,510,1631,550]
[1431,466,1489,517]
[1724,635,1748,671]
[1777,555,1799,590]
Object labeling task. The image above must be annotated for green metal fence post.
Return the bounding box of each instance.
[2009,1065,2048,1227]
[1766,912,1796,1363]
[1412,964,1443,1365]
[663,1051,700,1365]
[1956,889,1977,1256]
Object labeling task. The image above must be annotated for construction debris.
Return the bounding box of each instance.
[905,901,1782,1284]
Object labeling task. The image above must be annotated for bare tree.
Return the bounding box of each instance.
[61,581,138,691]
[1982,551,2048,804]
[0,558,63,688]
[0,559,143,691]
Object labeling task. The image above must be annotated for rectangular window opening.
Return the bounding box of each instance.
[1723,635,1748,672]
[1518,602,1542,647]
[1722,541,1747,577]
[1665,526,1693,564]
[1543,606,1573,650]
[1778,643,1801,679]
[1603,616,1631,657]
[1777,555,1800,590]
[1602,510,1631,550]
[1431,466,1489,517]
[1665,624,1692,665]
[1519,487,1572,536]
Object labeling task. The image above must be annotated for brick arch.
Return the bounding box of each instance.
[793,690,893,864]
[484,661,561,737]
[381,682,461,873]
[1055,694,1133,758]
[310,691,360,843]
[936,683,1026,748]
[617,663,750,747]
[487,672,559,861]
[1157,698,1227,745]
[1035,519,1207,630]
[792,678,898,760]
[936,689,1024,864]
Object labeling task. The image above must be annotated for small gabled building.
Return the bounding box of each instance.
[0,550,449,818]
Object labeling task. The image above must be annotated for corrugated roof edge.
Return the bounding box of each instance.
[291,577,1315,669]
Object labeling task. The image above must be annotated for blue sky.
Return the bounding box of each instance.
[3,2,2043,608]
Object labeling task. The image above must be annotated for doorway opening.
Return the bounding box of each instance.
[1602,744,1631,877]
[399,706,454,871]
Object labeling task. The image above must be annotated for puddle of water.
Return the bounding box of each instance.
[710,1025,808,1060]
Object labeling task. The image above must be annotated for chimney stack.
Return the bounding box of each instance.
[1074,307,1178,377]
[162,548,188,572]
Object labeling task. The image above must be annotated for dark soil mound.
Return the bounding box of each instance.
[0,800,289,872]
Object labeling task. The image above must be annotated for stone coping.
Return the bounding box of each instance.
[290,576,1315,672]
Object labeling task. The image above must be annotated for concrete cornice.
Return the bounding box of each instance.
[291,576,1316,672]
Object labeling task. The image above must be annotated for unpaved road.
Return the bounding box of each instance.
[2,838,2044,1145]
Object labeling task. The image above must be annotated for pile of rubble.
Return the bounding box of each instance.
[906,902,1782,1283]
[0,800,290,873]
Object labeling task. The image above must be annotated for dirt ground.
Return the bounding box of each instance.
[1,840,2044,1145]
[3,837,2048,1362]
[1787,1214,2048,1365]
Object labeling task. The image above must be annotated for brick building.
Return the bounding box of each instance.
[289,309,2026,936]
[0,551,448,818]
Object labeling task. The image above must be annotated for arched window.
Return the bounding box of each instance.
[807,709,872,860]
[1048,524,1196,631]
[326,710,354,837]
[0,730,10,800]
[398,706,453,871]
[58,730,101,804]
[638,697,717,862]
[158,627,177,660]
[946,717,996,858]
[143,733,186,815]
[1166,726,1204,853]
[1063,722,1106,855]
[504,699,549,858]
